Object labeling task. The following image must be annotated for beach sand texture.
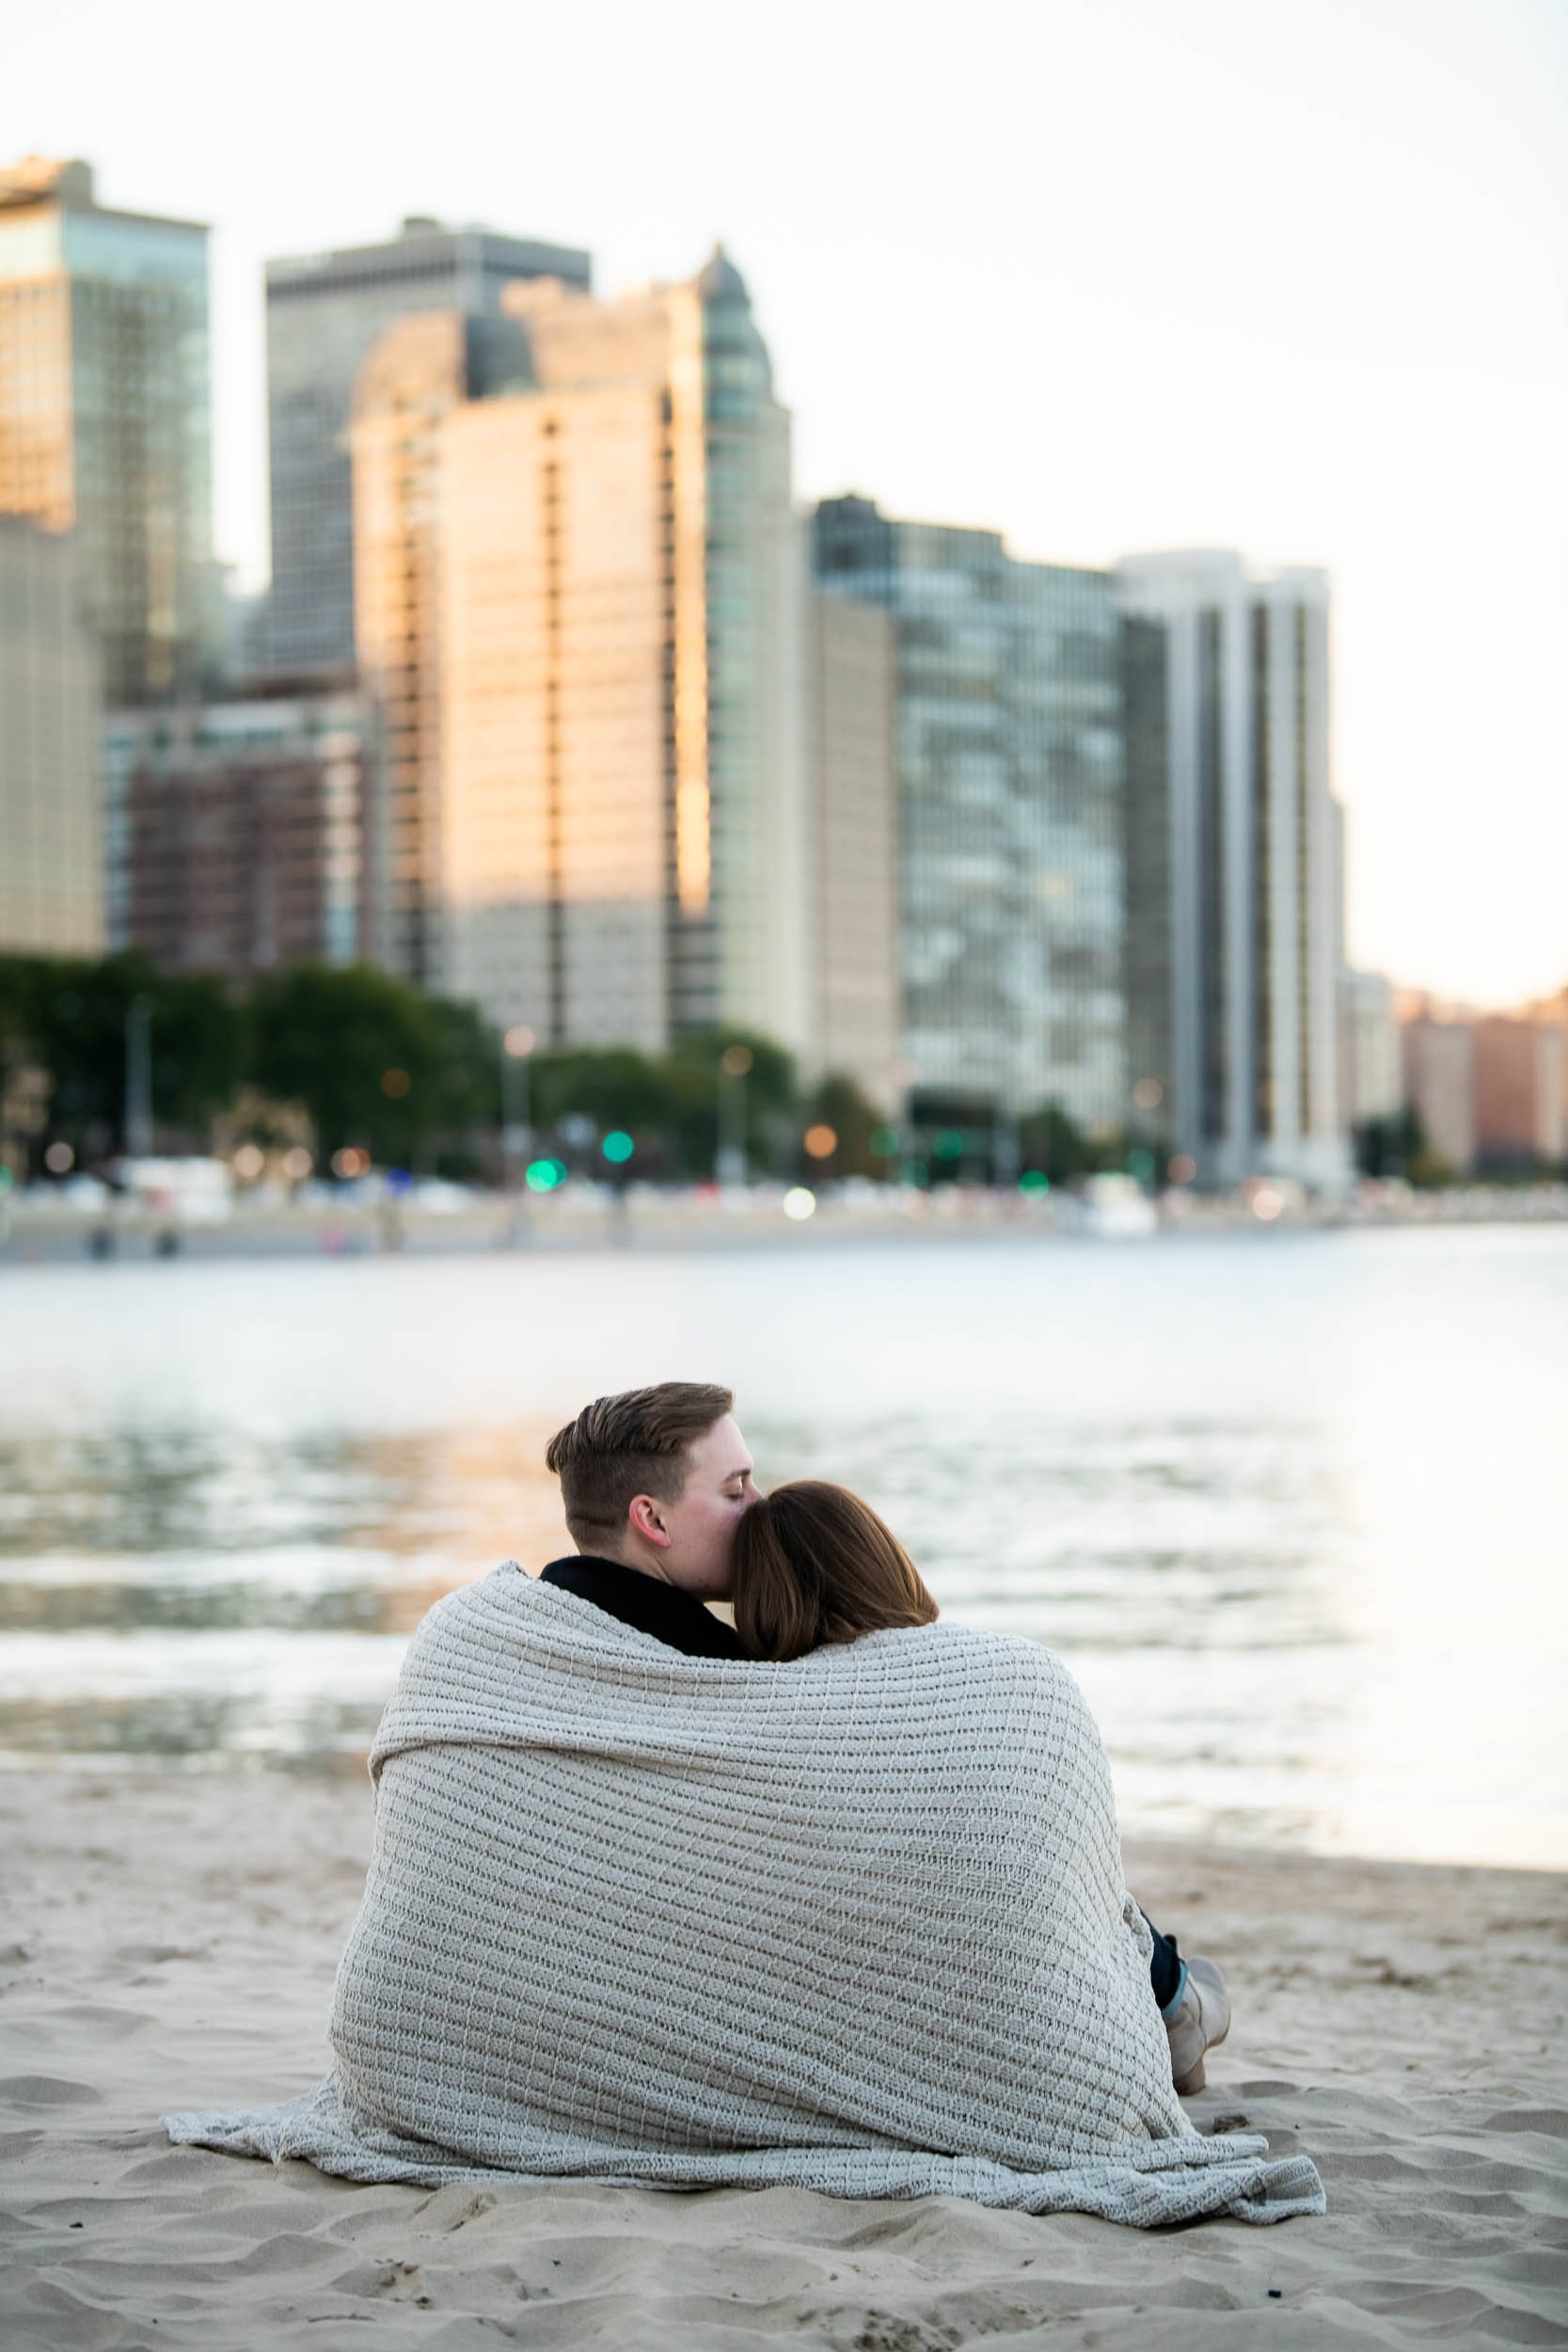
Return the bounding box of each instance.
[2,1773,1565,2350]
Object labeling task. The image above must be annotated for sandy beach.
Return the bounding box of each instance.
[1,1772,1564,2349]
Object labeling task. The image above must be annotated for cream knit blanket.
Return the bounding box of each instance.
[166,1565,1323,2225]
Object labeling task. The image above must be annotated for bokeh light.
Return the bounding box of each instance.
[802,1124,836,1159]
[602,1131,634,1165]
[43,1141,74,1175]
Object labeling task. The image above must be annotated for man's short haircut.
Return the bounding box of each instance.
[545,1381,735,1551]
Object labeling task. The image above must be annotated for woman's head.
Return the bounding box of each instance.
[730,1480,939,1661]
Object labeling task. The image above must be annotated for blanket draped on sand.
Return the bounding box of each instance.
[166,1566,1323,2226]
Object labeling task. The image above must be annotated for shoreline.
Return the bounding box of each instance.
[4,1188,1566,1268]
[3,1770,1564,2347]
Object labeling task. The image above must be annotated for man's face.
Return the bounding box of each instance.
[650,1415,761,1599]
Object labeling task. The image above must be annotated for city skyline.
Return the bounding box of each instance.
[5,0,1564,1008]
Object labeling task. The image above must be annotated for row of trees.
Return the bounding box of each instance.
[2,952,1121,1187]
[1,954,488,1172]
[0,952,1131,1187]
[1352,1109,1455,1189]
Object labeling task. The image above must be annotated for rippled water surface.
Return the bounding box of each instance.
[3,1225,1564,1866]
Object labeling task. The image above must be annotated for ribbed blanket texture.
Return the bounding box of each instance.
[166,1565,1324,2224]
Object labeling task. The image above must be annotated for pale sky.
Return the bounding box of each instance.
[7,0,1565,1006]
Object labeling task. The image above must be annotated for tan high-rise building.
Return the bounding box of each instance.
[351,310,482,993]
[1474,1003,1567,1171]
[0,516,102,952]
[806,591,899,1108]
[351,251,810,1057]
[1399,993,1476,1176]
[0,157,214,706]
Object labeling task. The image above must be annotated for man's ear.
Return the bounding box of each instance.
[627,1494,671,1549]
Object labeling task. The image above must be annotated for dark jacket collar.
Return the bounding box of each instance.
[538,1553,746,1661]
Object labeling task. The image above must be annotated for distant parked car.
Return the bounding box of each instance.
[411,1179,476,1215]
[37,1172,113,1211]
[111,1157,233,1224]
[1076,1172,1158,1240]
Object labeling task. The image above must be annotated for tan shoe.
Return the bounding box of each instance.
[1165,1956,1231,2095]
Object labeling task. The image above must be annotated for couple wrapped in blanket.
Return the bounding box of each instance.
[167,1382,1323,2227]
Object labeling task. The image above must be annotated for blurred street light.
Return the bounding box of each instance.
[124,993,153,1158]
[991,1111,1020,1191]
[718,1042,752,1184]
[501,1025,535,1191]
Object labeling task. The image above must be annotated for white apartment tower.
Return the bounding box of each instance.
[1117,550,1350,1191]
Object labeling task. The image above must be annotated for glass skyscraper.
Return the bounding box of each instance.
[0,156,214,706]
[812,496,1127,1134]
[263,215,592,673]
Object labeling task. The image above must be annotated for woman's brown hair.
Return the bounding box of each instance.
[730,1481,939,1661]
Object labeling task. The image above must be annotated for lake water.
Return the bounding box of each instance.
[2,1225,1564,1868]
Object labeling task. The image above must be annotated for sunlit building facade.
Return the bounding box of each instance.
[351,252,811,1057]
[0,156,214,705]
[103,682,380,977]
[812,496,1126,1131]
[350,311,503,992]
[1117,550,1349,1191]
[0,517,102,953]
[263,215,591,675]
